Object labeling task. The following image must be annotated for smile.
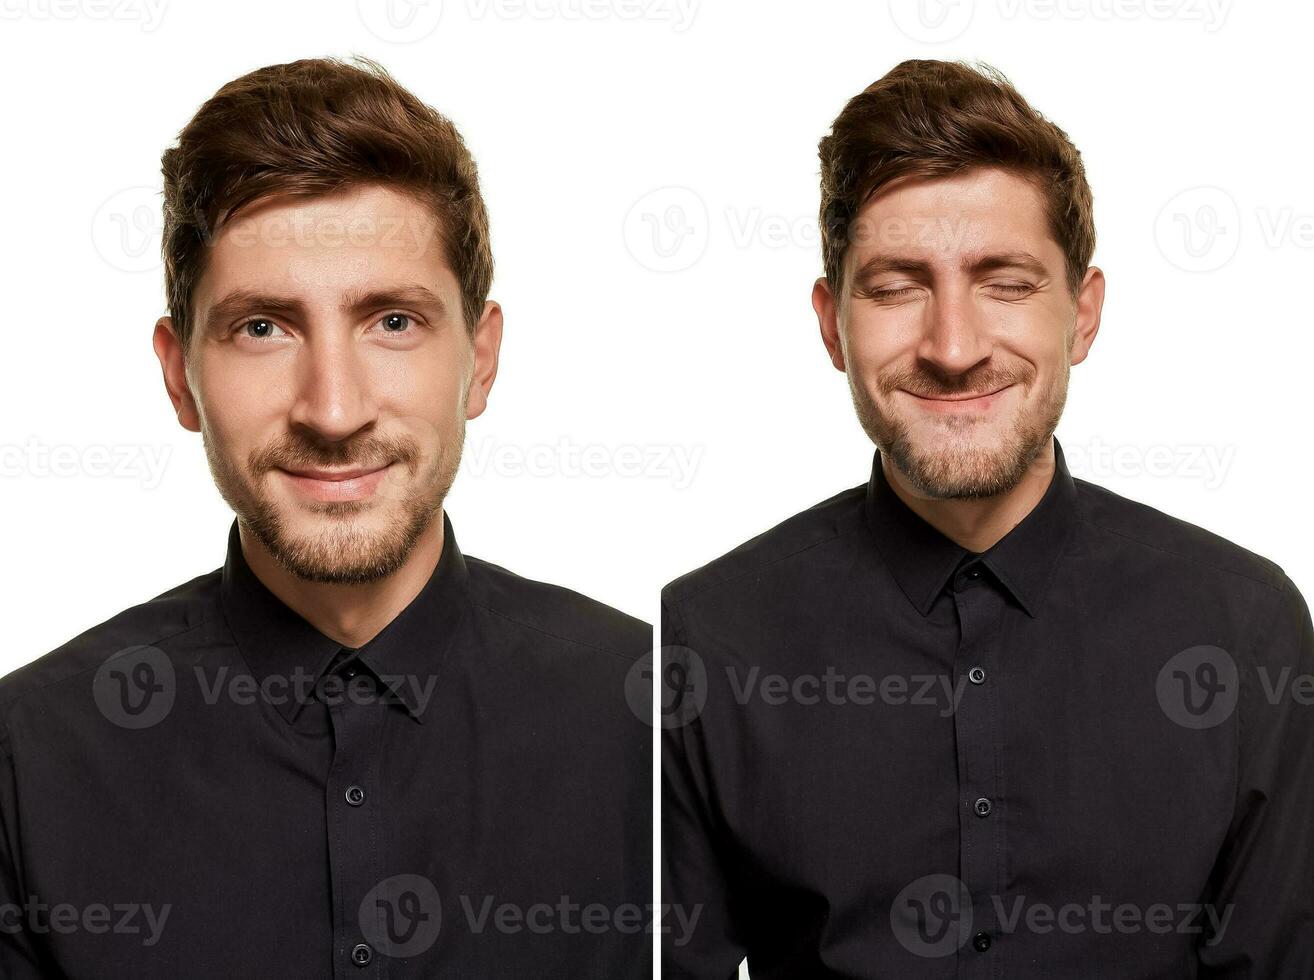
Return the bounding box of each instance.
[902,384,1015,413]
[276,462,395,502]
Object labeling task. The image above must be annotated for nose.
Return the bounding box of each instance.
[286,330,379,445]
[915,285,993,380]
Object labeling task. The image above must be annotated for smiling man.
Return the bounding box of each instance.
[0,58,650,977]
[662,61,1313,977]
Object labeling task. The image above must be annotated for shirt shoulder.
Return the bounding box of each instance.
[1072,477,1288,594]
[0,570,222,737]
[663,484,866,609]
[463,556,651,664]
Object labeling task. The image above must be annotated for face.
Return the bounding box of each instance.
[814,166,1103,500]
[155,183,501,584]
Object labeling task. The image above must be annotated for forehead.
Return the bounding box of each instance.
[847,166,1057,267]
[194,183,455,309]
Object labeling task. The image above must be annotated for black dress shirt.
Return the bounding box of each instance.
[662,437,1313,978]
[0,513,651,978]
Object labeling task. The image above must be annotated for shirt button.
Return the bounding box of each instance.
[972,931,992,952]
[966,566,981,579]
[344,665,358,679]
[973,797,992,818]
[968,666,986,685]
[351,943,373,966]
[345,785,366,806]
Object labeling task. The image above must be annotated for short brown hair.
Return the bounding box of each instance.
[818,59,1094,298]
[161,56,492,350]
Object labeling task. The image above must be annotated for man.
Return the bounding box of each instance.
[662,60,1312,978]
[0,57,651,978]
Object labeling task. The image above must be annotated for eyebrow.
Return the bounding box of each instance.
[851,250,1050,288]
[201,284,450,335]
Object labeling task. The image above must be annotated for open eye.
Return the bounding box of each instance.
[377,312,415,333]
[239,318,288,339]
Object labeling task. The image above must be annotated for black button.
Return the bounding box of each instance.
[343,665,358,679]
[974,797,992,817]
[351,943,373,966]
[966,567,981,579]
[968,666,986,685]
[972,931,992,952]
[345,785,366,806]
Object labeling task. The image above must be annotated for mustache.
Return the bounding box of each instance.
[879,367,1030,399]
[251,434,420,475]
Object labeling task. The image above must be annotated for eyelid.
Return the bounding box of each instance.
[230,310,426,335]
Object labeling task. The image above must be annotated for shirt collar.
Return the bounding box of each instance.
[219,511,469,724]
[863,437,1078,618]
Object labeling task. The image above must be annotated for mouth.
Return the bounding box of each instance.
[901,384,1016,413]
[275,462,396,503]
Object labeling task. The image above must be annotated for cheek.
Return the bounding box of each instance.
[843,314,912,372]
[194,361,285,451]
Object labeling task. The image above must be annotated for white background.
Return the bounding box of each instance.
[2,1,1311,976]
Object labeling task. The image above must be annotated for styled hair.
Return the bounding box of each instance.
[160,56,492,349]
[818,59,1094,298]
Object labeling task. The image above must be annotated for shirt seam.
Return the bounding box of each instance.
[1074,512,1284,595]
[469,599,647,664]
[0,613,222,759]
[664,527,847,607]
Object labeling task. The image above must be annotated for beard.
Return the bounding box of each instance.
[202,418,463,585]
[849,359,1068,501]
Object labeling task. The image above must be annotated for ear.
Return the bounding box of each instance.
[464,300,503,421]
[153,316,201,432]
[1069,266,1105,366]
[812,277,846,372]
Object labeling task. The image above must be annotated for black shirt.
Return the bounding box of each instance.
[661,437,1313,978]
[0,513,652,978]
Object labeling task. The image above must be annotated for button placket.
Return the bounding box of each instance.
[326,684,388,979]
[951,580,1006,974]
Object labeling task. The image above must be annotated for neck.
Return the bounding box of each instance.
[883,439,1057,554]
[238,513,445,649]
